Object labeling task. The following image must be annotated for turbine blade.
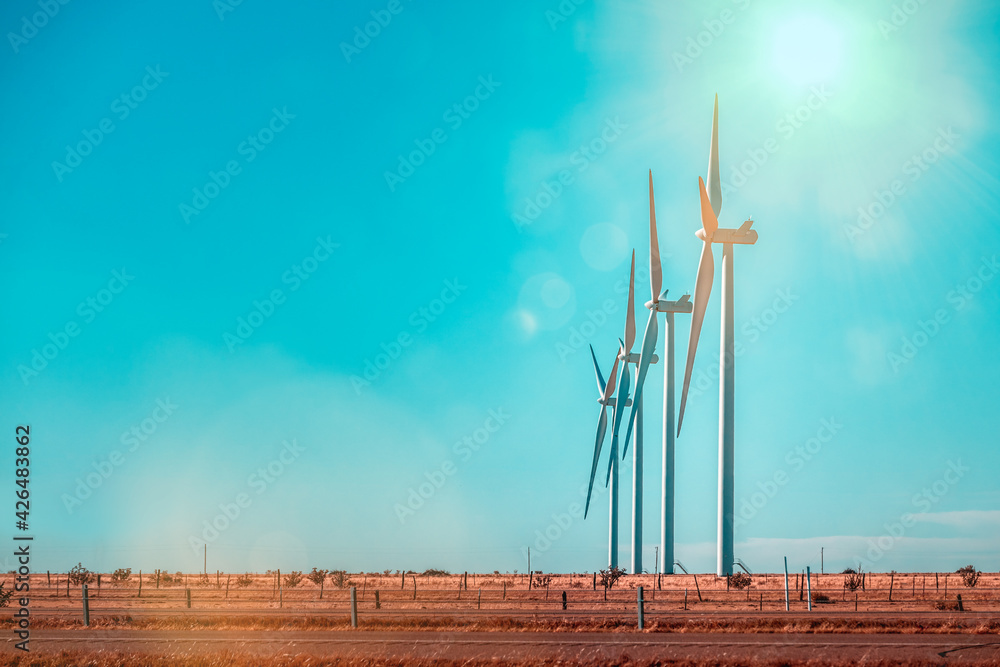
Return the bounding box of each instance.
[589,344,607,396]
[584,407,609,518]
[624,250,636,352]
[707,94,722,217]
[611,351,632,441]
[699,176,718,239]
[648,170,662,302]
[677,239,715,435]
[623,309,657,458]
[602,351,621,402]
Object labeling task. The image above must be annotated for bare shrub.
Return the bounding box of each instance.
[728,572,752,590]
[330,570,351,588]
[307,568,328,586]
[283,571,303,588]
[68,563,94,586]
[957,565,980,588]
[598,567,627,589]
[843,566,864,592]
[0,583,12,607]
[111,568,132,585]
[235,574,254,588]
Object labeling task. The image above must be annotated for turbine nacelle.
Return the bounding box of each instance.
[697,219,758,245]
[647,293,693,313]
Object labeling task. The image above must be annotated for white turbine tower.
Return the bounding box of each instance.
[622,172,692,575]
[677,95,759,577]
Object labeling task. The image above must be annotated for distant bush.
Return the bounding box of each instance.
[283,571,303,588]
[330,570,351,589]
[533,574,552,588]
[728,573,752,590]
[111,568,132,585]
[598,567,627,589]
[422,569,449,577]
[956,565,980,588]
[812,592,830,603]
[235,574,254,588]
[0,583,12,607]
[843,567,864,592]
[68,563,94,586]
[307,568,328,586]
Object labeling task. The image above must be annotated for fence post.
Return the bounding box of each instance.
[375,590,381,609]
[592,572,596,591]
[637,586,645,629]
[693,575,702,602]
[783,557,790,611]
[350,586,358,628]
[412,576,417,601]
[279,587,283,608]
[503,581,506,600]
[186,588,191,609]
[156,570,160,589]
[138,572,142,598]
[806,567,812,611]
[478,588,482,610]
[226,575,230,599]
[888,571,894,602]
[562,591,567,610]
[82,584,90,626]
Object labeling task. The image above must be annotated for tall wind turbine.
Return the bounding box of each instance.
[584,253,652,570]
[677,95,759,577]
[584,343,623,568]
[622,171,693,575]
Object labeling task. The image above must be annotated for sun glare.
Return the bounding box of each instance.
[772,16,843,85]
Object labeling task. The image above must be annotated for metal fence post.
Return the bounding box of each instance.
[806,567,812,611]
[186,588,191,608]
[637,585,645,629]
[783,557,790,611]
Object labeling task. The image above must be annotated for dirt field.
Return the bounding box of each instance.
[5,570,998,665]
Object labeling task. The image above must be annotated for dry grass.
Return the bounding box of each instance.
[11,613,1000,634]
[1,652,999,667]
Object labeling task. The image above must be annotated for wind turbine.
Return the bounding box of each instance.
[584,343,623,568]
[622,171,693,575]
[584,253,655,570]
[677,95,759,577]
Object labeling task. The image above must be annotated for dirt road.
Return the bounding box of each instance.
[6,629,1000,664]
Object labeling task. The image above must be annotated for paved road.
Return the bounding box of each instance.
[6,630,1000,663]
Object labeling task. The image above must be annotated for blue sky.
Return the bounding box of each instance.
[2,0,999,576]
